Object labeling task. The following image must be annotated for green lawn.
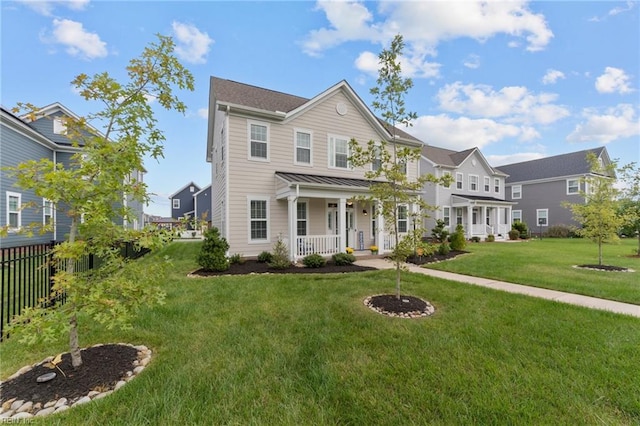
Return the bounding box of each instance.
[1,241,639,425]
[425,238,640,305]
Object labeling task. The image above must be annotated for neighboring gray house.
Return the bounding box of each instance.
[497,147,612,230]
[421,145,514,240]
[206,77,423,260]
[194,184,211,227]
[169,182,200,227]
[1,103,145,248]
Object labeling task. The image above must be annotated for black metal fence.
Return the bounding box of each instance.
[1,241,150,342]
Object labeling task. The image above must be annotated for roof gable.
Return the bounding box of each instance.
[169,181,201,199]
[497,147,608,183]
[422,145,506,176]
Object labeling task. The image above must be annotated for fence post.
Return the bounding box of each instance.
[48,241,57,307]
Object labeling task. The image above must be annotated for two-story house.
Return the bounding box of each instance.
[169,181,211,229]
[421,145,514,240]
[1,103,145,248]
[497,147,612,230]
[206,77,424,260]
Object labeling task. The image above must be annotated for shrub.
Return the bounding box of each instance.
[302,253,326,268]
[486,234,495,242]
[449,224,467,251]
[438,242,450,255]
[229,253,244,264]
[197,227,230,272]
[332,252,356,266]
[257,251,273,263]
[268,235,291,270]
[508,229,520,240]
[546,224,574,238]
[470,236,481,243]
[512,221,529,239]
[431,219,450,243]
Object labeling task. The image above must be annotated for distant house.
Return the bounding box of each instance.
[497,147,612,230]
[169,181,199,224]
[1,103,145,248]
[421,146,514,239]
[194,184,211,227]
[206,77,424,259]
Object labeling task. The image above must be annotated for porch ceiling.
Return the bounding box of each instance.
[451,194,516,206]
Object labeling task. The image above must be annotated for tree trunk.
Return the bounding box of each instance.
[598,238,603,266]
[69,314,82,368]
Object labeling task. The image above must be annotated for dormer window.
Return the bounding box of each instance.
[53,117,67,135]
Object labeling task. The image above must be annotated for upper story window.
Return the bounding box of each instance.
[372,145,382,172]
[484,176,490,192]
[53,117,67,135]
[398,158,407,175]
[494,178,500,193]
[469,175,479,192]
[295,129,312,165]
[328,135,350,169]
[248,121,269,161]
[173,199,180,209]
[512,185,522,199]
[456,173,463,190]
[7,192,21,230]
[43,199,53,225]
[567,179,579,194]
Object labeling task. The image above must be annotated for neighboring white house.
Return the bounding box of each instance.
[206,77,424,260]
[421,145,514,240]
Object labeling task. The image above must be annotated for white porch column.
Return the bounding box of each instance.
[506,205,512,229]
[466,205,473,239]
[287,196,297,261]
[481,206,486,235]
[338,198,347,253]
[376,201,385,254]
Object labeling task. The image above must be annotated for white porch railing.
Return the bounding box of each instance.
[295,235,341,259]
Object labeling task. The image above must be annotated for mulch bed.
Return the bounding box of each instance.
[0,344,138,406]
[190,259,377,276]
[575,264,631,272]
[365,294,435,318]
[406,250,468,266]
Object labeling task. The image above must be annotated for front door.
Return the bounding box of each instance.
[327,205,356,249]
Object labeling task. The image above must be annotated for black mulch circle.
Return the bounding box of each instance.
[406,250,468,265]
[365,294,435,318]
[190,259,377,276]
[0,344,138,406]
[576,264,631,272]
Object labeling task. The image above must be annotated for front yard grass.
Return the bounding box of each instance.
[1,241,638,425]
[425,238,640,305]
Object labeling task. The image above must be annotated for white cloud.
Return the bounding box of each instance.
[567,104,639,143]
[487,152,545,167]
[410,114,523,151]
[436,82,570,124]
[355,48,440,78]
[17,0,88,16]
[609,1,634,16]
[51,18,107,60]
[542,69,565,85]
[463,54,480,69]
[172,21,214,64]
[303,0,553,63]
[595,67,634,94]
[197,107,208,119]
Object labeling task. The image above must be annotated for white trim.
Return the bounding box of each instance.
[172,199,180,209]
[484,176,490,192]
[512,185,522,199]
[43,198,54,226]
[248,120,270,162]
[494,178,500,194]
[469,174,479,192]
[456,172,464,190]
[247,195,270,243]
[6,191,22,231]
[293,128,313,166]
[327,134,351,170]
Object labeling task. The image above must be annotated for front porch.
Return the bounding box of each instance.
[451,195,516,240]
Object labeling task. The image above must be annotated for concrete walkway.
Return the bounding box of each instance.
[355,258,640,318]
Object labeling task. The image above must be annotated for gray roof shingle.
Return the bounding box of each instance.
[497,147,607,183]
[275,171,376,188]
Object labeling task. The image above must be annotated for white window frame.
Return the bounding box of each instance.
[512,210,522,223]
[456,173,463,190]
[494,178,500,193]
[536,209,548,227]
[53,116,67,135]
[469,174,479,192]
[328,134,350,170]
[43,198,54,226]
[296,200,308,236]
[512,185,522,199]
[294,128,313,166]
[443,206,451,227]
[484,176,490,192]
[7,191,22,231]
[567,179,579,195]
[172,199,180,209]
[397,204,408,233]
[248,120,270,162]
[248,196,270,243]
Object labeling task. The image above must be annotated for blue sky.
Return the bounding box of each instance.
[2,0,639,217]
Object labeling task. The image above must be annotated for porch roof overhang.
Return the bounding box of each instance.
[451,194,517,207]
[275,171,380,200]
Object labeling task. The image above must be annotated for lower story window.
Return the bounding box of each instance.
[536,209,548,226]
[7,192,21,230]
[456,208,463,225]
[512,210,522,223]
[443,206,450,227]
[43,199,53,225]
[397,205,408,233]
[250,199,268,240]
[297,202,307,236]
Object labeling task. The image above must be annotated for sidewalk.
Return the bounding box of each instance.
[355,258,640,318]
